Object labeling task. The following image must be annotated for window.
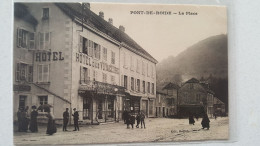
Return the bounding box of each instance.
[80,67,89,83]
[137,79,140,92]
[28,65,33,82]
[93,70,98,81]
[196,94,200,102]
[136,59,140,73]
[42,8,49,19]
[189,84,194,89]
[124,75,128,89]
[94,43,101,60]
[16,63,33,82]
[142,61,145,75]
[123,52,128,68]
[131,77,134,91]
[88,40,94,57]
[111,75,115,85]
[147,63,149,77]
[82,37,88,54]
[151,65,154,78]
[130,56,134,71]
[19,95,27,109]
[38,96,48,112]
[148,82,150,93]
[143,81,146,93]
[111,51,115,64]
[83,98,91,119]
[38,32,51,50]
[17,28,35,49]
[38,64,49,82]
[103,47,107,61]
[102,73,107,83]
[152,83,154,94]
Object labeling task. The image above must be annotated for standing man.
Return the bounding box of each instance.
[63,108,69,131]
[72,108,79,131]
[140,111,146,129]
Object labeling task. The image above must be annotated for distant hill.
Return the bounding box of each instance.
[157,34,228,88]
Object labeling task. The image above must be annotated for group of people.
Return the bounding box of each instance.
[188,113,210,130]
[17,106,80,135]
[123,110,146,129]
[17,106,38,132]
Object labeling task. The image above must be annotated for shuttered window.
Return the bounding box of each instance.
[38,32,51,50]
[37,64,50,82]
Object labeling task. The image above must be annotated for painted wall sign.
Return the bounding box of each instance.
[35,52,64,62]
[13,84,31,91]
[76,52,119,74]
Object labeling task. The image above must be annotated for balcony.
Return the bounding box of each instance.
[79,80,125,95]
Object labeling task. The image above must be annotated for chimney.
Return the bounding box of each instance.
[108,18,113,25]
[119,25,125,32]
[82,3,90,10]
[99,11,104,19]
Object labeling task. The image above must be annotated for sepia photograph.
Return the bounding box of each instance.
[13,2,228,145]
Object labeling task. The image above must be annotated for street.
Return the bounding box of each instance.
[14,117,228,145]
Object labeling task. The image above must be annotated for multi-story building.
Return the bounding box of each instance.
[13,3,157,124]
[178,78,214,117]
[155,83,179,118]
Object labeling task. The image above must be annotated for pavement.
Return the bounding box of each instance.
[14,117,229,145]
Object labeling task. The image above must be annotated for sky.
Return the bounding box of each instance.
[90,3,227,62]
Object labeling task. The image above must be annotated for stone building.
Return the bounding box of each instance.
[178,78,214,117]
[13,3,157,124]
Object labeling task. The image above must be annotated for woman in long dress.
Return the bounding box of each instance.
[201,114,210,130]
[46,108,57,135]
[29,106,38,132]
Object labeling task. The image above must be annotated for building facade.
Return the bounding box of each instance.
[178,78,214,117]
[13,3,157,124]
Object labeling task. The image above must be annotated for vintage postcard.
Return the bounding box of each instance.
[13,2,228,144]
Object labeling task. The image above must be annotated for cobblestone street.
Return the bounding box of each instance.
[14,117,228,145]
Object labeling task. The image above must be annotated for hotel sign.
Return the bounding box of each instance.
[35,52,64,62]
[76,52,119,74]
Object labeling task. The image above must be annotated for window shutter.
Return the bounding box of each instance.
[80,66,83,82]
[29,32,35,49]
[38,65,42,82]
[17,28,21,47]
[121,75,124,86]
[134,78,137,91]
[48,32,51,50]
[79,35,83,53]
[16,63,20,81]
[128,76,130,90]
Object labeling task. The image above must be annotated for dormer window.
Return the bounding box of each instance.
[42,8,49,19]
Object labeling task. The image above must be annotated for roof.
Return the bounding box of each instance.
[184,78,214,94]
[162,82,179,90]
[14,3,38,25]
[55,3,158,64]
[185,78,200,83]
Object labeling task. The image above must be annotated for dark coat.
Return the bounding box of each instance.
[189,115,195,124]
[46,113,57,135]
[201,114,210,128]
[29,110,38,132]
[63,111,69,122]
[73,111,79,121]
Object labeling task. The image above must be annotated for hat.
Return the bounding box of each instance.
[66,108,69,110]
[73,108,76,110]
[32,105,37,109]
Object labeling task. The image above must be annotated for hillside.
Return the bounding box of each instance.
[157,34,228,86]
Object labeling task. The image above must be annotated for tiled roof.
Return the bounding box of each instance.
[162,82,180,90]
[185,78,200,83]
[55,3,158,64]
[14,3,38,25]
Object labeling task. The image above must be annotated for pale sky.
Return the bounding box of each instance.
[90,3,227,62]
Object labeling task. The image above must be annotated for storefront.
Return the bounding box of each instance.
[78,80,125,124]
